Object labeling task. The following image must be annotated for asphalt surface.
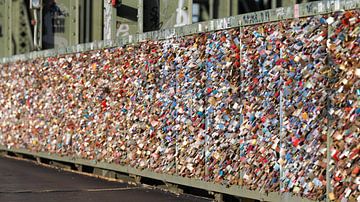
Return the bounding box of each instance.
[0,156,210,202]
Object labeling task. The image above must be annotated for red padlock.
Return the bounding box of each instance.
[111,0,117,7]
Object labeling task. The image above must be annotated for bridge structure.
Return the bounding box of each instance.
[0,0,359,201]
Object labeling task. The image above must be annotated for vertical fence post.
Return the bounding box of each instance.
[326,100,332,202]
[204,55,208,178]
[175,37,179,175]
[325,15,334,202]
[279,76,284,195]
[238,23,244,183]
[204,32,210,178]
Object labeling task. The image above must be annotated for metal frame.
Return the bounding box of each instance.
[0,0,359,201]
[0,0,12,57]
[1,0,359,63]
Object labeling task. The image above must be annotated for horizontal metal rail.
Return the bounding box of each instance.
[0,145,314,202]
[0,0,359,64]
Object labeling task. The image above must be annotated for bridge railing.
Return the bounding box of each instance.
[0,1,359,201]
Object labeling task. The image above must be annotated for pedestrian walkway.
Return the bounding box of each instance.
[0,156,210,202]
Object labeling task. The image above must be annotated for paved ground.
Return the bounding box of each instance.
[0,156,210,202]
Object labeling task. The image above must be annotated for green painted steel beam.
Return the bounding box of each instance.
[42,0,79,49]
[0,0,12,57]
[103,0,114,40]
[12,0,21,53]
[79,0,85,43]
[188,0,193,24]
[282,0,296,7]
[115,0,139,37]
[22,2,35,51]
[11,0,33,54]
[218,0,231,18]
[92,0,103,41]
[159,0,178,28]
[103,0,140,39]
[231,0,239,16]
[213,0,239,18]
[209,0,214,19]
[272,0,277,9]
[138,0,143,33]
[160,0,192,29]
[72,0,80,45]
[1,0,359,63]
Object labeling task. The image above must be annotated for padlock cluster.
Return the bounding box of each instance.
[0,10,358,201]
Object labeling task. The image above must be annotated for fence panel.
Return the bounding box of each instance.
[0,1,359,201]
[327,10,359,201]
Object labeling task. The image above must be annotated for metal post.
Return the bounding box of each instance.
[325,22,334,202]
[231,0,239,16]
[204,33,209,177]
[0,0,13,56]
[175,42,179,175]
[74,0,80,45]
[279,76,284,193]
[12,0,20,52]
[271,0,277,9]
[34,8,39,48]
[217,0,231,18]
[8,0,12,55]
[282,0,296,7]
[85,0,91,42]
[187,0,193,24]
[92,0,103,41]
[326,105,332,202]
[239,23,243,183]
[39,0,43,49]
[138,0,143,33]
[32,2,43,50]
[209,0,214,19]
[104,1,113,40]
[79,0,85,43]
